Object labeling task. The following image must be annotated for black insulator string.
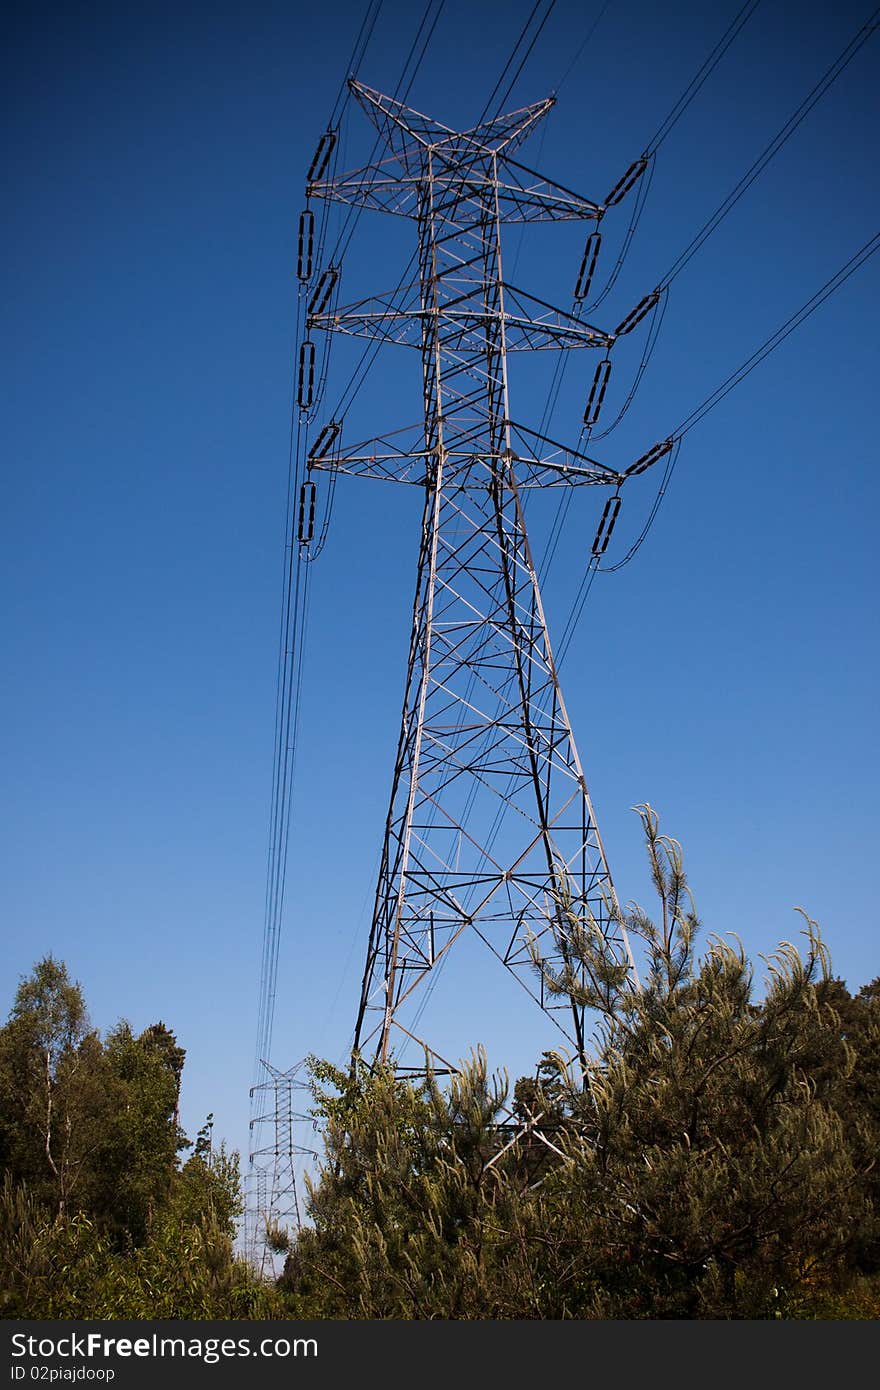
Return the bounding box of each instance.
[525,166,656,588]
[310,103,347,297]
[587,286,669,442]
[306,452,340,561]
[595,441,680,575]
[584,153,656,313]
[532,280,666,590]
[303,268,345,429]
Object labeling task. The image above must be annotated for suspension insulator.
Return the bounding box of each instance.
[591,494,622,557]
[583,357,612,426]
[604,156,648,209]
[297,480,316,543]
[306,129,337,186]
[574,231,602,302]
[307,267,339,320]
[297,339,316,410]
[624,436,675,478]
[297,209,315,282]
[308,419,341,465]
[613,288,661,338]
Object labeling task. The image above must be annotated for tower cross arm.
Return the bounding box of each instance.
[309,164,422,216]
[507,423,623,486]
[307,422,623,488]
[310,286,614,352]
[490,157,605,222]
[310,164,604,223]
[348,79,555,166]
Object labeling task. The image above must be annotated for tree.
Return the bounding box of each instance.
[87,1020,188,1245]
[527,804,871,1316]
[281,1050,513,1318]
[282,806,879,1319]
[0,958,278,1318]
[0,957,107,1217]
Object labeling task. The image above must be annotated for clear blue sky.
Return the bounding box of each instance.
[3,0,878,1175]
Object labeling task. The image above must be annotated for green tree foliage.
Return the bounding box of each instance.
[0,958,278,1319]
[4,801,877,1320]
[520,805,870,1316]
[282,807,880,1319]
[280,1050,512,1317]
[0,957,101,1218]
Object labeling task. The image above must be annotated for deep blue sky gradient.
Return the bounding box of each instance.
[3,0,878,1169]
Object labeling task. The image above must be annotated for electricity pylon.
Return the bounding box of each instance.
[304,81,653,1073]
[248,1060,315,1270]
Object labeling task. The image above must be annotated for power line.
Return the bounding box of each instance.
[491,0,557,116]
[553,0,616,95]
[476,0,554,125]
[582,150,656,313]
[536,4,878,660]
[324,0,446,271]
[530,1,765,601]
[643,0,763,155]
[330,0,384,123]
[555,227,880,657]
[253,0,447,1090]
[658,5,880,289]
[672,229,880,440]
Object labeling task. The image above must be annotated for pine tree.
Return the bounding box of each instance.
[527,804,870,1316]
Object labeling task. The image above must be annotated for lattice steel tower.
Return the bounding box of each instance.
[304,81,654,1072]
[248,1060,315,1268]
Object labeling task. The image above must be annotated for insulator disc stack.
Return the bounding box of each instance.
[584,357,612,426]
[297,340,316,410]
[574,231,602,302]
[591,494,622,556]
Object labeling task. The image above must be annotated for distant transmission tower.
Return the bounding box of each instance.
[248,1060,315,1269]
[301,81,665,1073]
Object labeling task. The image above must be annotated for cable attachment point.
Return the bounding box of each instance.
[624,436,675,478]
[591,493,622,557]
